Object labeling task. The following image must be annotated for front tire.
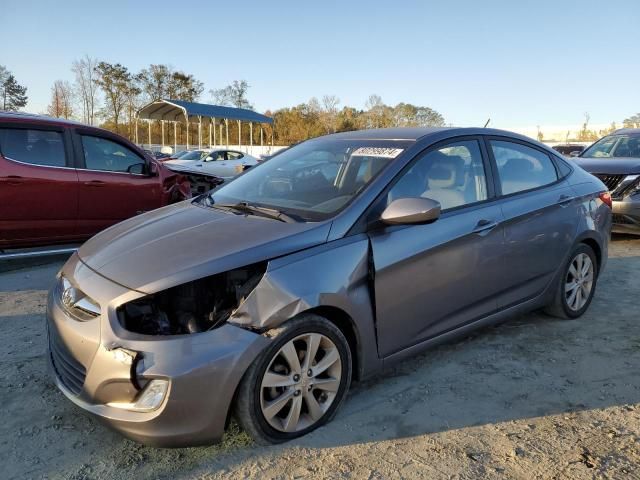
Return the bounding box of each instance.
[544,243,598,319]
[234,314,352,444]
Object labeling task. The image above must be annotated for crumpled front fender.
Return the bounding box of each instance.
[228,234,382,378]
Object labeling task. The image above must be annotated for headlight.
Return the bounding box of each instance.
[58,276,101,320]
[107,379,169,412]
[620,174,640,196]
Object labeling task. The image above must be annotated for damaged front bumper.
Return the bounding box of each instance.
[612,195,640,234]
[46,253,270,447]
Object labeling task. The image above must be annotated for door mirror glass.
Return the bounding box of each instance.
[127,162,147,175]
[381,197,441,225]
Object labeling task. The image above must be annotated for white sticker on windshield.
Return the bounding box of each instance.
[351,147,404,158]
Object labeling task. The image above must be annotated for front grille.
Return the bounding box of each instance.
[594,174,625,193]
[48,325,86,395]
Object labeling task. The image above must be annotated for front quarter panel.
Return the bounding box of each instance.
[229,234,382,378]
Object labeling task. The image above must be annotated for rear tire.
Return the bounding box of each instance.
[544,243,598,319]
[234,314,352,444]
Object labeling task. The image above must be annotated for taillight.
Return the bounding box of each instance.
[599,191,612,208]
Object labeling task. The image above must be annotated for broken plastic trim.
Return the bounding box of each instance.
[116,262,267,335]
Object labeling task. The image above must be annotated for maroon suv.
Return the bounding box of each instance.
[0,112,190,249]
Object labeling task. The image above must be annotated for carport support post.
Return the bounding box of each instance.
[161,120,165,147]
[185,112,190,149]
[250,122,253,155]
[208,120,212,148]
[238,120,242,149]
[147,120,151,148]
[212,118,216,146]
[173,122,177,152]
[260,125,263,147]
[135,115,139,144]
[225,119,229,149]
[198,116,202,149]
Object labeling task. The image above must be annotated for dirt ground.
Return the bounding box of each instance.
[1,236,639,480]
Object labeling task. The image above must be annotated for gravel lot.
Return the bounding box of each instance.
[1,236,639,479]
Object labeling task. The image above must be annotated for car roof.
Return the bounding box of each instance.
[612,128,640,135]
[322,126,538,143]
[0,110,87,127]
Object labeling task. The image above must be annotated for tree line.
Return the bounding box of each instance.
[5,58,446,146]
[6,58,640,147]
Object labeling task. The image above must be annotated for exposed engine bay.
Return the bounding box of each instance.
[182,172,224,196]
[117,262,267,335]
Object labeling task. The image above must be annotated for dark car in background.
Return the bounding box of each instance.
[48,127,610,447]
[0,112,191,249]
[572,128,640,234]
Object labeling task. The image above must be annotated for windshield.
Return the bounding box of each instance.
[206,138,412,221]
[177,150,207,160]
[582,135,640,158]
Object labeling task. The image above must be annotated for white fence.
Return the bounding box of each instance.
[141,144,288,158]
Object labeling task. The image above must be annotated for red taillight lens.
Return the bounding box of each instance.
[599,191,612,208]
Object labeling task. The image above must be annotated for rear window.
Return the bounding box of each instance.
[0,128,66,167]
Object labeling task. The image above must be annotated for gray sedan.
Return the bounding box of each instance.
[47,127,611,446]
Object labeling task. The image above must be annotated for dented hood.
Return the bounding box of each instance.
[78,200,331,294]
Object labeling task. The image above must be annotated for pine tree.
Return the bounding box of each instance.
[1,73,28,111]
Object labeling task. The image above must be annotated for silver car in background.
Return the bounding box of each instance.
[47,127,611,447]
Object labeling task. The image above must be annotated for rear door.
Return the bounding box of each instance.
[73,131,162,236]
[368,138,507,356]
[0,124,79,247]
[486,137,579,307]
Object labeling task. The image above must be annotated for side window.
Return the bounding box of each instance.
[0,128,66,167]
[227,151,244,160]
[490,140,558,195]
[387,140,488,211]
[80,135,145,173]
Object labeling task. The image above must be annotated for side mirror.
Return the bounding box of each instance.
[127,162,147,175]
[147,161,160,177]
[381,197,441,225]
[569,150,581,157]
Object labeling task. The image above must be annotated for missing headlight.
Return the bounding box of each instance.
[117,262,266,335]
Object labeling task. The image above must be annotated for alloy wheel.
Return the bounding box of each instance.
[259,333,342,433]
[565,252,594,311]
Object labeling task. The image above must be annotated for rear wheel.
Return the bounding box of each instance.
[234,314,352,444]
[544,243,598,319]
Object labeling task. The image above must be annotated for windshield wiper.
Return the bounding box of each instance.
[213,201,297,223]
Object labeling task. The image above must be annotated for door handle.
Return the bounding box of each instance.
[83,180,106,187]
[557,194,574,207]
[473,219,498,235]
[4,175,24,185]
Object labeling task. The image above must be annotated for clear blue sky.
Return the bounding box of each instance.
[3,0,639,127]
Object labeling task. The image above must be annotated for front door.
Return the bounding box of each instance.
[74,132,161,236]
[368,138,506,357]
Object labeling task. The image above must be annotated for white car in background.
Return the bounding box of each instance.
[164,149,260,179]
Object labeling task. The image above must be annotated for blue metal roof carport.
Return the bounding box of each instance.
[135,99,274,151]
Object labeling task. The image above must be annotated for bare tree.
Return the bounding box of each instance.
[47,80,74,119]
[72,55,99,124]
[210,80,253,109]
[321,95,340,133]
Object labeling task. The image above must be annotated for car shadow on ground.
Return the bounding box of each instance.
[2,239,639,479]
